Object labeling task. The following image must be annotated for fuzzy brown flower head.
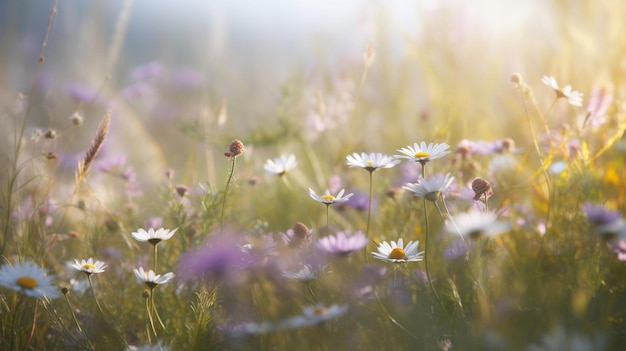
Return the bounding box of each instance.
[292,222,310,239]
[500,138,515,153]
[472,178,493,201]
[44,129,57,139]
[225,139,244,158]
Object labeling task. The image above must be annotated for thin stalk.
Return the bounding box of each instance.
[23,299,38,351]
[63,293,83,333]
[325,204,330,233]
[365,171,374,238]
[152,289,166,330]
[145,291,157,342]
[219,157,237,232]
[153,243,158,275]
[87,275,105,316]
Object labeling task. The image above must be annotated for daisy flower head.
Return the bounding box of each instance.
[131,227,178,245]
[346,152,400,172]
[283,264,329,282]
[308,188,353,205]
[395,142,451,165]
[133,267,174,289]
[403,173,454,202]
[71,258,107,275]
[277,304,349,330]
[448,210,510,240]
[264,154,297,176]
[541,75,584,107]
[371,238,424,263]
[316,231,368,256]
[0,261,60,299]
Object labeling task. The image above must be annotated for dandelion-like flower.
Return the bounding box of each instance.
[395,142,451,164]
[134,267,174,288]
[371,238,424,263]
[447,210,510,240]
[0,261,60,299]
[131,227,178,245]
[403,173,454,202]
[316,231,368,256]
[541,75,584,107]
[346,152,400,172]
[264,154,297,176]
[71,258,107,275]
[308,188,353,205]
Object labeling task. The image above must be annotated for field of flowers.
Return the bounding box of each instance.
[1,1,626,350]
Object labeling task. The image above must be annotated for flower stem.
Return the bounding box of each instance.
[220,157,237,232]
[63,293,83,333]
[145,290,157,342]
[366,171,374,238]
[87,275,105,315]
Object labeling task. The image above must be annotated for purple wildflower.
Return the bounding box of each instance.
[316,231,368,256]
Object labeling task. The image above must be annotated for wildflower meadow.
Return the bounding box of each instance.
[2,1,626,350]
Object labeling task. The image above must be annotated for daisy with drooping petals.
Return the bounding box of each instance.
[131,227,177,244]
[371,238,424,263]
[346,152,400,172]
[134,267,174,288]
[264,154,298,176]
[0,261,59,299]
[71,258,107,275]
[403,173,454,203]
[395,142,451,165]
[541,75,584,107]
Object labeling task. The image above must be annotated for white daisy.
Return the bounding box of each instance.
[395,142,451,164]
[71,258,107,275]
[403,173,454,202]
[0,261,60,299]
[346,152,400,172]
[277,304,349,330]
[541,75,584,107]
[447,210,510,240]
[133,267,174,288]
[283,264,329,281]
[131,227,177,245]
[264,154,298,176]
[371,238,424,263]
[308,188,353,205]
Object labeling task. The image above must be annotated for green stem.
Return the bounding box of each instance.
[87,275,105,315]
[325,204,330,233]
[366,171,374,238]
[153,243,158,275]
[63,293,83,333]
[220,157,237,232]
[145,290,157,342]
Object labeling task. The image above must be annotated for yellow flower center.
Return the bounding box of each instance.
[388,247,407,260]
[83,264,96,270]
[414,151,430,159]
[312,306,329,316]
[17,276,38,289]
[322,195,335,201]
[366,161,374,166]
